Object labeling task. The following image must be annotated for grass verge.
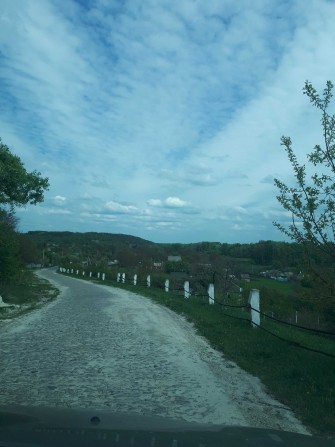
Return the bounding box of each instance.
[0,269,59,320]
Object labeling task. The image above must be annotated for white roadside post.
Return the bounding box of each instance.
[89,272,92,278]
[76,270,79,275]
[134,274,137,285]
[122,273,126,283]
[67,269,70,274]
[147,275,151,287]
[117,273,120,282]
[165,279,169,292]
[97,272,100,279]
[248,289,260,328]
[208,283,215,305]
[184,281,190,299]
[102,273,106,281]
[82,271,85,276]
[71,269,74,274]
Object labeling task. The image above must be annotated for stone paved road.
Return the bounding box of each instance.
[0,269,308,433]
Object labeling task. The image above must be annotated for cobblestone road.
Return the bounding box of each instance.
[0,269,308,433]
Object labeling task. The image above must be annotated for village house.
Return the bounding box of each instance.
[168,255,182,262]
[241,273,250,282]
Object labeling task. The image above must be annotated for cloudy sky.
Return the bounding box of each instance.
[1,0,335,243]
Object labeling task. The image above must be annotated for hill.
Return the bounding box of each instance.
[26,231,155,248]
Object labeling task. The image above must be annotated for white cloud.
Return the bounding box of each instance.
[39,208,72,215]
[1,0,335,242]
[53,195,66,204]
[147,199,163,207]
[148,197,190,208]
[105,201,138,214]
[165,197,190,208]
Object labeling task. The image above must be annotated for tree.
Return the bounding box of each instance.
[0,139,49,207]
[0,138,49,282]
[0,222,20,282]
[0,207,18,231]
[274,81,335,296]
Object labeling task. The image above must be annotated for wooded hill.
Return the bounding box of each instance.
[25,231,306,273]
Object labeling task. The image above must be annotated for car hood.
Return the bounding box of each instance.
[0,405,334,447]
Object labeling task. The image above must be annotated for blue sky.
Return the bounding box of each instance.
[1,0,335,243]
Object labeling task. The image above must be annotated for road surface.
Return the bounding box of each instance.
[0,269,308,433]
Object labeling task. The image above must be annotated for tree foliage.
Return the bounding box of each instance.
[274,80,335,295]
[0,139,49,207]
[0,221,20,282]
[0,139,49,282]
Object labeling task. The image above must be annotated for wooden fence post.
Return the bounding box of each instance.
[248,289,260,328]
[184,281,190,299]
[208,283,215,305]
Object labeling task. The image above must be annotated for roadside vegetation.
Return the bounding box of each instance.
[0,138,50,315]
[0,269,59,320]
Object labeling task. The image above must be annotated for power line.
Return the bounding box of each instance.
[207,296,335,359]
[250,306,335,337]
[253,321,335,360]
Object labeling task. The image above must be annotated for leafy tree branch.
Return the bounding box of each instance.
[274,81,335,297]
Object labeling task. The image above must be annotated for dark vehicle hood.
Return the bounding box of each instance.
[0,405,334,447]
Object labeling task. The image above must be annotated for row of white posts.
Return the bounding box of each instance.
[59,267,106,281]
[59,268,260,328]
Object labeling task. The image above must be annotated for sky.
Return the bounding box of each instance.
[1,0,335,244]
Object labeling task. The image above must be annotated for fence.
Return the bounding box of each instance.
[59,267,335,359]
[59,267,259,325]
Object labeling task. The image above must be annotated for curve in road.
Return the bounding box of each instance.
[0,269,309,434]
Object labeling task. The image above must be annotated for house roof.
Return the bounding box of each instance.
[168,255,182,262]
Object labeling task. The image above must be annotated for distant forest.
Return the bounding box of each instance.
[25,231,306,273]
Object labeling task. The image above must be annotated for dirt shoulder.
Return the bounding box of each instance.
[0,268,59,321]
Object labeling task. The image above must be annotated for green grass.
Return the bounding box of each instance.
[246,277,294,296]
[0,270,59,319]
[75,273,335,436]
